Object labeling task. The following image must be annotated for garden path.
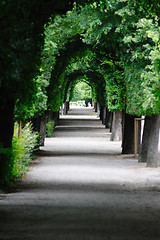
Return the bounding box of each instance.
[0,107,160,240]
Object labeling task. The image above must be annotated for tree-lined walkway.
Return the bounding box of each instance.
[0,107,160,239]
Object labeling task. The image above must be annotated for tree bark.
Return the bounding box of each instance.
[63,103,67,115]
[100,106,104,122]
[0,99,15,148]
[105,111,113,129]
[97,103,101,118]
[18,119,22,138]
[110,111,122,141]
[39,113,48,146]
[139,115,160,167]
[0,98,15,187]
[31,115,41,133]
[48,111,59,126]
[94,102,97,112]
[137,119,142,154]
[91,99,94,107]
[101,106,107,125]
[122,114,135,154]
[66,102,70,113]
[63,102,69,115]
[31,112,48,146]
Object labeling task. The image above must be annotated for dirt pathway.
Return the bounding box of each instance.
[1,107,160,240]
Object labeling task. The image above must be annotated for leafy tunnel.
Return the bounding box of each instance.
[0,0,160,187]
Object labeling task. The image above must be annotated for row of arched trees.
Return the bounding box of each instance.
[0,0,160,187]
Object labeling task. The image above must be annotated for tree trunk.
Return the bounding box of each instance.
[66,102,70,113]
[39,113,48,146]
[31,112,49,146]
[54,111,59,126]
[91,99,94,107]
[63,102,69,115]
[110,111,122,141]
[0,99,15,148]
[122,114,135,154]
[137,119,142,154]
[48,111,59,126]
[97,103,101,117]
[31,116,41,133]
[100,106,104,122]
[122,111,125,147]
[102,107,107,125]
[94,102,97,112]
[0,99,15,187]
[110,113,114,133]
[60,105,63,116]
[139,115,160,167]
[105,111,113,129]
[63,103,67,115]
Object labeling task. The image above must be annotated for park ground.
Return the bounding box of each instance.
[0,107,160,239]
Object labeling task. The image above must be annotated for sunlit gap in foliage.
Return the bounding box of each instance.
[70,80,92,107]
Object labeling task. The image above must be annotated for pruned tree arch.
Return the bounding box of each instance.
[1,0,160,187]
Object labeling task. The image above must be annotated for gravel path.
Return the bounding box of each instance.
[0,107,160,240]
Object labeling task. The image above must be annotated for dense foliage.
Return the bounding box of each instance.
[71,81,92,102]
[46,120,55,137]
[11,0,160,119]
[0,123,38,186]
[1,0,160,185]
[1,0,159,121]
[39,0,159,116]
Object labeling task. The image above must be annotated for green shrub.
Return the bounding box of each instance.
[46,120,55,137]
[0,122,38,187]
[12,122,38,180]
[0,148,13,187]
